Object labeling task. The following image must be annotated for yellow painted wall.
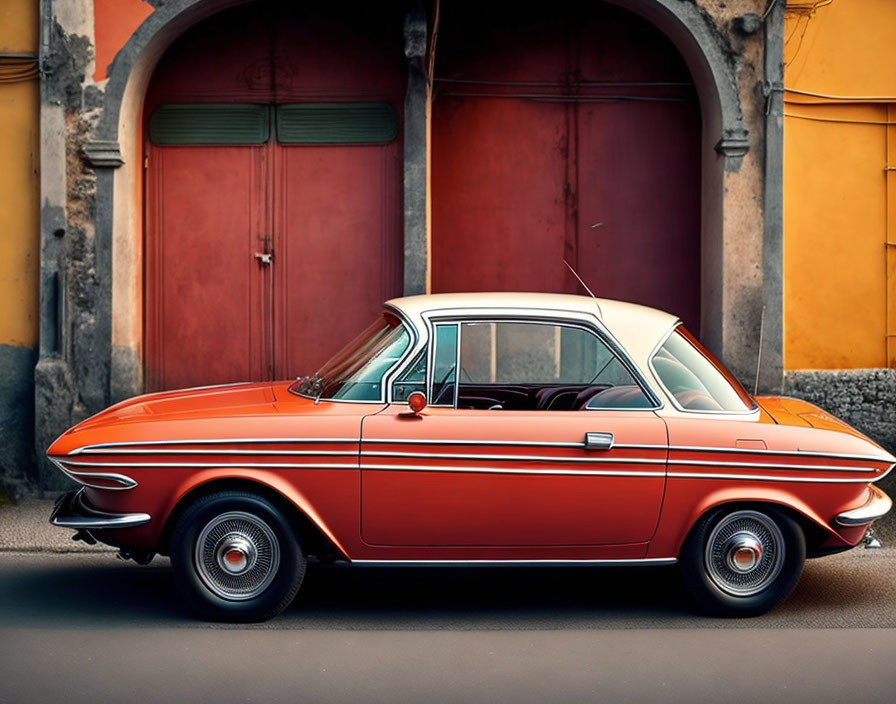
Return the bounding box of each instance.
[0,0,40,349]
[786,0,896,101]
[784,0,896,369]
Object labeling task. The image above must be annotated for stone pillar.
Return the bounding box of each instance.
[758,0,785,394]
[35,0,76,492]
[402,8,428,296]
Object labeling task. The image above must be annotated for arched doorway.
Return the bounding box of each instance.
[143,2,405,391]
[432,1,702,330]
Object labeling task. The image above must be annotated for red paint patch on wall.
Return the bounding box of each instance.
[93,0,153,82]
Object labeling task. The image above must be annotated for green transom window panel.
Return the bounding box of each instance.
[276,103,399,144]
[149,104,271,145]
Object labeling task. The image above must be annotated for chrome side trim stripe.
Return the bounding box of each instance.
[69,437,895,465]
[671,444,895,463]
[59,469,138,490]
[670,471,879,484]
[77,449,359,457]
[350,558,678,567]
[53,459,883,480]
[364,451,873,473]
[55,459,358,470]
[363,464,877,482]
[50,457,138,490]
[70,438,359,454]
[667,459,876,473]
[364,451,666,465]
[367,439,894,463]
[362,463,665,477]
[363,438,588,448]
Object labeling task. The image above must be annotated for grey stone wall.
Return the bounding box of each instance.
[785,369,896,501]
[784,369,896,454]
[0,346,37,498]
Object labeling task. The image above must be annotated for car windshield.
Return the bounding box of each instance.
[290,313,410,401]
[651,326,756,412]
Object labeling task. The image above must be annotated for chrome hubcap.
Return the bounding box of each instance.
[216,536,256,575]
[705,511,784,597]
[724,533,763,573]
[195,511,280,601]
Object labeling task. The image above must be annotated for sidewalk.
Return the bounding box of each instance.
[0,499,115,553]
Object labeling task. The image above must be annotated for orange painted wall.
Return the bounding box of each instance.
[94,0,153,82]
[0,0,39,349]
[784,0,896,370]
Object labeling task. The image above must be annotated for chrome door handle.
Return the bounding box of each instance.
[255,252,273,265]
[584,432,614,450]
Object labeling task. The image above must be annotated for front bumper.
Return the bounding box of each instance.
[49,488,151,530]
[836,485,893,526]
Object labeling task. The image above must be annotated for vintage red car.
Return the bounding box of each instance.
[48,293,892,621]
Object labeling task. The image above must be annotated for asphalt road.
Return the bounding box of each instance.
[1,548,895,703]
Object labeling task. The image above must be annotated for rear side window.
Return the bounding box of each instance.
[427,320,653,411]
[651,327,755,412]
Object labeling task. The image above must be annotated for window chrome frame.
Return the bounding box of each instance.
[423,321,461,408]
[397,306,663,412]
[293,306,418,405]
[382,304,428,404]
[648,323,760,417]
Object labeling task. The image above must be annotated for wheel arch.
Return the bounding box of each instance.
[677,499,828,558]
[661,488,840,559]
[156,474,349,561]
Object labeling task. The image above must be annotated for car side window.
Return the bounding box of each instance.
[451,321,651,411]
[430,324,459,406]
[392,351,427,402]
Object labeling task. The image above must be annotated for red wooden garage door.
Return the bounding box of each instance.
[144,3,404,391]
[432,2,702,330]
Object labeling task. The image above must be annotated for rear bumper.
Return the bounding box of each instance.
[836,486,892,526]
[49,488,151,530]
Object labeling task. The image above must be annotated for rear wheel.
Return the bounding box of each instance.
[171,491,305,622]
[681,507,805,617]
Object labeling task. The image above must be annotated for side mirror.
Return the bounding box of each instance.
[407,391,427,414]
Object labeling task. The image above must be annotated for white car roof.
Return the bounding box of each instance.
[386,292,680,371]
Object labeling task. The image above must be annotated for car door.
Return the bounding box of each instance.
[360,317,668,548]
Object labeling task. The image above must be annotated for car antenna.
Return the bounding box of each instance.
[563,259,602,318]
[753,304,765,395]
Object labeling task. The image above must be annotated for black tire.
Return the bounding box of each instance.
[681,506,805,617]
[171,491,305,622]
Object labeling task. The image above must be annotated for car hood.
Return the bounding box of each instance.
[48,382,294,456]
[77,382,282,427]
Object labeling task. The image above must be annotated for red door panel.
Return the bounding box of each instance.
[431,99,569,293]
[432,2,702,330]
[576,98,701,324]
[145,145,268,390]
[274,144,402,379]
[143,3,405,391]
[360,408,668,547]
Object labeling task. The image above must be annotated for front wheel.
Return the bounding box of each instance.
[171,491,305,622]
[681,507,805,617]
